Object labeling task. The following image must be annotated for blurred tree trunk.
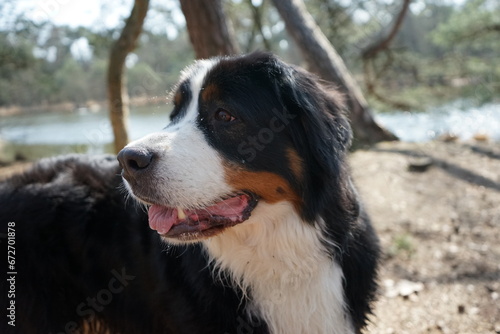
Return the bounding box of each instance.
[180,0,240,59]
[270,0,398,145]
[107,0,149,154]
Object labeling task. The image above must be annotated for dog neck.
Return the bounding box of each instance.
[203,201,354,334]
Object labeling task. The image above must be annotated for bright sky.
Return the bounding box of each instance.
[13,0,129,28]
[8,0,466,31]
[5,0,185,34]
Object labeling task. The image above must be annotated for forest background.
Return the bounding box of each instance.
[1,0,498,114]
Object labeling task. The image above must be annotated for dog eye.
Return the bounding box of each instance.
[214,109,236,122]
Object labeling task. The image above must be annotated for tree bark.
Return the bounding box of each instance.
[107,0,149,154]
[270,0,398,145]
[180,0,240,59]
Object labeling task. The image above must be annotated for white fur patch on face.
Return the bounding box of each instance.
[124,58,234,209]
[203,202,354,334]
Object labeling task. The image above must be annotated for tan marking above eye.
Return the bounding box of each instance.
[224,164,302,213]
[201,84,220,102]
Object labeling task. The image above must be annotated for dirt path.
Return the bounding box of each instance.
[0,162,32,181]
[350,141,500,334]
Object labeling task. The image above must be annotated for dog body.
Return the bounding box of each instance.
[1,53,379,334]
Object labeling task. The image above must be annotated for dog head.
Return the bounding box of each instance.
[118,52,353,243]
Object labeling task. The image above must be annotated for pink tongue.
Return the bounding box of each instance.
[147,195,250,234]
[148,205,176,234]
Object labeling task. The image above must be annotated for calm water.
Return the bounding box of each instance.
[375,100,500,143]
[0,105,171,160]
[1,101,499,161]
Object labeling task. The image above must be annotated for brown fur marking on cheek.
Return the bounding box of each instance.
[286,147,304,181]
[201,83,220,102]
[224,164,302,212]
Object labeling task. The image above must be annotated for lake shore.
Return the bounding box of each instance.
[1,139,499,333]
[0,96,168,117]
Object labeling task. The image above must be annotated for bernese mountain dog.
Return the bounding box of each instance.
[1,52,379,334]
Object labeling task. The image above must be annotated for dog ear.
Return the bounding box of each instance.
[269,58,356,222]
[272,61,352,172]
[277,64,352,152]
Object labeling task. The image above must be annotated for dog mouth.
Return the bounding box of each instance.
[147,193,258,240]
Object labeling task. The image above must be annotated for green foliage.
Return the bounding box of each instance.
[424,0,500,105]
[131,30,193,93]
[355,0,499,110]
[307,0,356,54]
[432,0,500,50]
[53,58,91,104]
[0,18,193,107]
[0,0,497,110]
[0,34,34,78]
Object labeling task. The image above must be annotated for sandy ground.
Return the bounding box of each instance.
[1,140,499,333]
[350,141,500,334]
[0,162,32,181]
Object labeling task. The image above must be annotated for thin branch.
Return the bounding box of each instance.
[246,0,272,51]
[245,24,257,52]
[448,24,500,44]
[362,0,411,59]
[363,57,413,110]
[374,50,394,78]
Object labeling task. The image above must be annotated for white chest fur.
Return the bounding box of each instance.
[203,202,354,334]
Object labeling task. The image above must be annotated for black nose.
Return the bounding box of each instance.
[117,147,154,177]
